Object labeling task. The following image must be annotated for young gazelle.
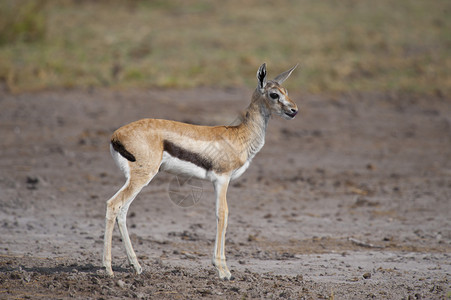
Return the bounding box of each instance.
[103,63,298,280]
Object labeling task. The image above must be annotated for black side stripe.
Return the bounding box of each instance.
[111,139,136,162]
[163,140,213,171]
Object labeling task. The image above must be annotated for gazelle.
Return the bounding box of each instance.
[103,63,298,280]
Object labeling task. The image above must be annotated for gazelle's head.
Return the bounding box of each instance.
[256,63,298,120]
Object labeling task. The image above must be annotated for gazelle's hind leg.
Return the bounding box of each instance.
[103,175,148,276]
[103,177,134,276]
[116,201,140,273]
[116,172,157,274]
[103,146,160,276]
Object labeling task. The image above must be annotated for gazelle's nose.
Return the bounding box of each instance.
[286,107,298,118]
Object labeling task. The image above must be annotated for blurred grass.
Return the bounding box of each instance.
[0,0,450,95]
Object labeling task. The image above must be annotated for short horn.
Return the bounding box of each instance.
[274,64,298,84]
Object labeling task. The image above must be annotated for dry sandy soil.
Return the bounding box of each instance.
[0,88,450,299]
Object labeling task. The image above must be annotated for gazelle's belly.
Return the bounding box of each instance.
[160,152,211,180]
[160,151,251,182]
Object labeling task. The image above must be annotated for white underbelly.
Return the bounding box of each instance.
[160,152,252,182]
[159,152,211,180]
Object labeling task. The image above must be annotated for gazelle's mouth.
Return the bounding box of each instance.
[285,110,298,118]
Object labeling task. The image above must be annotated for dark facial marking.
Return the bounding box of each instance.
[163,140,213,171]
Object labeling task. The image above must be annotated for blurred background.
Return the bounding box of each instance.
[0,0,449,95]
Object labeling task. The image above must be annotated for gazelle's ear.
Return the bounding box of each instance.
[274,64,298,85]
[256,63,267,93]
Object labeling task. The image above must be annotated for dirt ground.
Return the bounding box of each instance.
[0,88,450,299]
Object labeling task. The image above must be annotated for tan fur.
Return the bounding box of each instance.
[103,63,298,280]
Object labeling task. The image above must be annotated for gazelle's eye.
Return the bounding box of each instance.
[269,93,279,100]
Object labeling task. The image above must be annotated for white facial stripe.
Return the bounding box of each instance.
[276,88,293,107]
[281,96,291,106]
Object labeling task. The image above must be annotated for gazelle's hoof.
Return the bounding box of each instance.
[220,274,234,281]
[134,264,143,275]
[213,258,232,280]
[217,269,233,280]
[105,268,114,277]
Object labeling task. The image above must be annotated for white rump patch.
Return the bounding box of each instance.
[110,143,131,179]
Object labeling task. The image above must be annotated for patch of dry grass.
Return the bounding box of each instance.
[0,0,450,94]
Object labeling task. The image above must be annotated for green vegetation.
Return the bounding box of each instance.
[0,0,450,94]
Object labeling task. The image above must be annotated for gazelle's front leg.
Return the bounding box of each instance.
[212,175,233,280]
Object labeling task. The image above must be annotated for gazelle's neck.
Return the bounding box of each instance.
[237,89,271,160]
[248,89,271,124]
